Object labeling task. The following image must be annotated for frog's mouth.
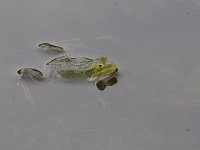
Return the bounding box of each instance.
[96,64,118,78]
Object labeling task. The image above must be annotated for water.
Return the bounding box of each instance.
[1,0,200,149]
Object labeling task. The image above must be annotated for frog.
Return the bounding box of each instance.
[17,41,118,90]
[45,55,118,81]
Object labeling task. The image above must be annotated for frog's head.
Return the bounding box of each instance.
[91,57,118,79]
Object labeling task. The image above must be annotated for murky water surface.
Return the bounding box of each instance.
[1,0,200,149]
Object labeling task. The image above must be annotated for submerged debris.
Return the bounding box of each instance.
[38,43,64,54]
[17,68,44,81]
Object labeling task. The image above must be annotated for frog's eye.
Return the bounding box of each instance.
[96,63,104,69]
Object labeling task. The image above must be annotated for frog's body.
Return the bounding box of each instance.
[45,55,118,80]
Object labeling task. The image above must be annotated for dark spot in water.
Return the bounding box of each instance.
[186,12,190,15]
[185,128,190,132]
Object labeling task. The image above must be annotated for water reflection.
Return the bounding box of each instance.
[96,76,118,91]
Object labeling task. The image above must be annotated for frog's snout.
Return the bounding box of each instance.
[111,64,118,73]
[115,68,118,73]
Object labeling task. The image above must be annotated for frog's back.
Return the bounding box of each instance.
[47,56,93,68]
[50,56,96,79]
